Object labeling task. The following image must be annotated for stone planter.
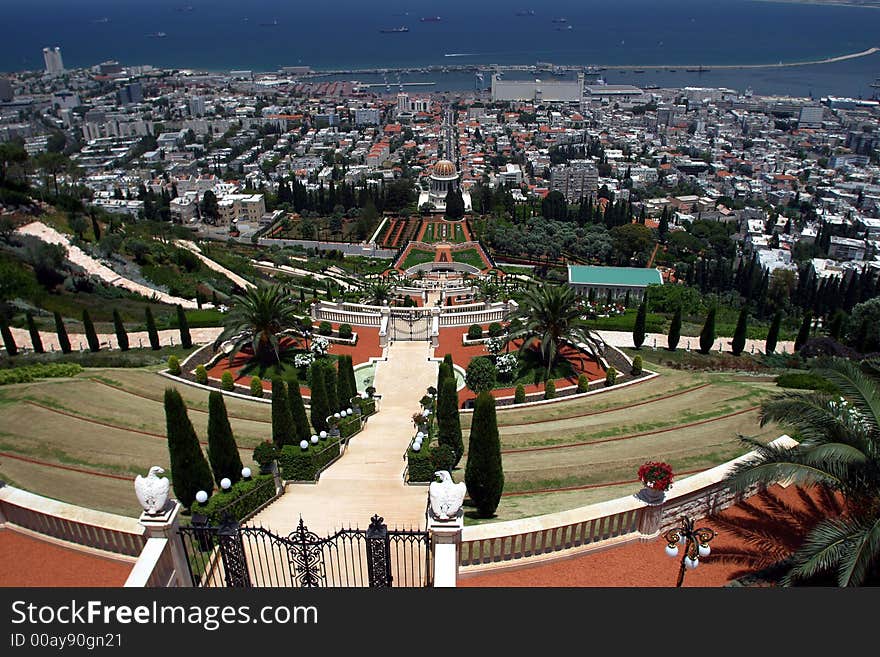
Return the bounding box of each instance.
[637,484,666,505]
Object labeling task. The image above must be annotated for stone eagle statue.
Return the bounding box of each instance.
[429,471,466,521]
[135,466,171,515]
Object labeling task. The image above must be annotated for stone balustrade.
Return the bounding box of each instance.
[124,538,180,587]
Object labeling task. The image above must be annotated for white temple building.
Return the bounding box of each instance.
[418,159,472,214]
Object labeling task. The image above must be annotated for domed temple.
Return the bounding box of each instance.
[418,159,472,214]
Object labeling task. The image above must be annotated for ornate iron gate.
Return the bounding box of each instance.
[179,515,431,588]
[390,310,431,341]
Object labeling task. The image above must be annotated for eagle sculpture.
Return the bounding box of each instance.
[134,466,171,515]
[429,470,466,521]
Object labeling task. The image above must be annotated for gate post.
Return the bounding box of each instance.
[365,514,393,587]
[138,500,191,587]
[217,514,251,588]
[429,511,463,588]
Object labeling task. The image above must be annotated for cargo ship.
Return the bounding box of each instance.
[380,26,409,33]
[420,16,441,22]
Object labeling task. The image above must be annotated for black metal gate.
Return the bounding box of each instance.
[390,310,431,341]
[179,515,431,588]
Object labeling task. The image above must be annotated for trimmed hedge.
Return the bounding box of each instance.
[278,438,340,481]
[167,355,181,375]
[250,376,264,397]
[577,374,589,393]
[193,475,275,524]
[337,415,362,440]
[0,363,82,386]
[357,397,377,416]
[338,324,353,340]
[467,324,483,340]
[407,443,435,483]
[544,379,556,400]
[221,371,235,391]
[195,364,208,384]
[514,384,526,404]
[605,366,617,387]
[318,321,333,336]
[776,372,838,394]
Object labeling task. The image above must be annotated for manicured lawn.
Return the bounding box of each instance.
[451,248,486,270]
[400,247,436,270]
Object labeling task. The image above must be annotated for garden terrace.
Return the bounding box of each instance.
[417,219,471,244]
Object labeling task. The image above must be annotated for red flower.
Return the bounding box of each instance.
[638,461,674,491]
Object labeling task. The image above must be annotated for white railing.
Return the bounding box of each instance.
[124,538,180,588]
[312,302,382,327]
[439,309,509,326]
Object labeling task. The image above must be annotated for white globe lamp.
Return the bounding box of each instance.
[310,435,319,444]
[334,412,341,419]
[195,490,208,504]
[684,556,699,570]
[412,442,421,452]
[320,430,327,439]
[241,467,251,479]
[300,440,309,450]
[698,544,711,558]
[664,544,679,558]
[220,478,232,491]
[347,407,353,414]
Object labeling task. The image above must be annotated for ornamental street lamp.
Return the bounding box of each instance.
[663,515,716,587]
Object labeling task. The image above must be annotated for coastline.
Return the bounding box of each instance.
[749,0,880,8]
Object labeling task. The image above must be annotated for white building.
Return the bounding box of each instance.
[418,160,472,214]
[491,73,585,103]
[217,193,266,225]
[188,96,206,117]
[550,160,598,202]
[354,108,381,126]
[42,47,64,76]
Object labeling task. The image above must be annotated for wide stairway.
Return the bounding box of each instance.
[250,342,437,536]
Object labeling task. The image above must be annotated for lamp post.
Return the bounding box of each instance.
[662,516,716,587]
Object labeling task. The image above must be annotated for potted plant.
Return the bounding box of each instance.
[366,386,376,398]
[253,440,279,475]
[637,461,674,505]
[328,415,341,438]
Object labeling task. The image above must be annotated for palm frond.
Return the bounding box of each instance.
[782,516,863,586]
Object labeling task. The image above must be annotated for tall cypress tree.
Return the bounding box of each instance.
[207,391,243,485]
[345,355,358,404]
[766,311,782,354]
[145,307,161,350]
[26,312,44,353]
[438,377,464,467]
[829,310,848,341]
[658,206,669,242]
[112,309,129,351]
[698,307,716,355]
[795,312,812,352]
[309,362,330,433]
[324,362,339,414]
[287,374,311,441]
[271,378,295,448]
[82,309,100,352]
[633,296,647,350]
[731,307,748,356]
[336,358,352,412]
[623,290,631,308]
[164,387,214,508]
[667,307,682,352]
[0,319,17,356]
[176,304,192,349]
[464,391,504,518]
[54,312,71,354]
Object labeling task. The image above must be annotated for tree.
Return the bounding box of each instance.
[464,391,504,518]
[444,188,465,220]
[324,362,339,414]
[658,206,670,242]
[176,305,192,349]
[437,377,464,466]
[731,307,749,356]
[345,355,358,405]
[699,307,716,355]
[795,312,812,352]
[145,307,161,350]
[113,309,129,351]
[0,319,17,356]
[336,357,352,412]
[164,388,214,508]
[668,307,682,352]
[465,356,497,394]
[35,151,68,197]
[766,311,782,354]
[201,190,219,222]
[309,362,330,433]
[287,374,311,441]
[271,378,295,448]
[847,298,880,353]
[633,296,647,349]
[207,391,243,485]
[829,310,848,342]
[723,358,880,586]
[215,284,301,365]
[54,311,71,354]
[82,309,100,352]
[26,312,43,353]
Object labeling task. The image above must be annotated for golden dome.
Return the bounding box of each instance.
[433,160,457,177]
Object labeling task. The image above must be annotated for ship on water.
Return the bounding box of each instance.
[420,16,441,22]
[380,26,409,33]
[515,9,535,16]
[146,32,167,38]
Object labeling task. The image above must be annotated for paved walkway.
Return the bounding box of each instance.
[9,326,223,353]
[251,341,436,536]
[595,330,796,355]
[174,240,255,290]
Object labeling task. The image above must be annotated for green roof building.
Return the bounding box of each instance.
[567,265,662,301]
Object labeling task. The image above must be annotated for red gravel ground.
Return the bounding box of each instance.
[459,485,826,587]
[0,529,133,587]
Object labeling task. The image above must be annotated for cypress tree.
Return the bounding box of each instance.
[346,355,358,404]
[324,362,339,414]
[309,362,330,433]
[287,374,311,441]
[26,312,44,353]
[112,309,129,351]
[766,311,782,354]
[164,387,214,508]
[698,307,716,355]
[336,358,352,412]
[0,319,17,356]
[271,378,296,448]
[437,377,464,467]
[795,312,812,352]
[623,289,631,308]
[82,309,100,352]
[829,310,847,341]
[667,307,682,351]
[731,307,748,356]
[464,391,504,518]
[145,307,161,350]
[207,391,243,485]
[176,305,192,349]
[54,312,71,354]
[633,296,647,349]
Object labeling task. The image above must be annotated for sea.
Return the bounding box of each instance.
[2,0,880,98]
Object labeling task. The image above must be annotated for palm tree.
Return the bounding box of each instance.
[365,281,392,306]
[510,285,605,378]
[725,357,880,586]
[214,284,302,364]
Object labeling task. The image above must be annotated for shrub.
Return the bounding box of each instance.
[338,414,362,440]
[309,362,330,432]
[544,379,556,399]
[464,391,504,518]
[633,297,647,349]
[514,384,526,404]
[766,311,782,354]
[252,440,278,467]
[250,376,264,397]
[195,364,208,384]
[437,377,464,466]
[577,374,589,393]
[278,439,340,481]
[112,309,129,352]
[359,397,377,416]
[467,324,483,340]
[0,363,82,386]
[667,307,682,352]
[605,366,617,387]
[323,362,339,413]
[431,444,456,474]
[164,387,214,508]
[194,475,275,524]
[338,323,353,340]
[495,353,517,379]
[699,307,717,355]
[286,373,312,442]
[488,322,504,338]
[731,307,748,356]
[795,312,812,352]
[221,370,235,391]
[631,355,643,376]
[775,372,838,394]
[318,320,333,336]
[1,320,19,357]
[465,356,496,393]
[167,355,181,375]
[207,391,243,485]
[407,443,435,483]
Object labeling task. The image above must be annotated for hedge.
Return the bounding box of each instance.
[278,439,341,481]
[467,324,483,340]
[318,321,333,336]
[407,443,436,483]
[357,397,377,416]
[337,415,362,440]
[775,372,838,394]
[193,475,275,524]
[221,371,235,391]
[0,363,83,386]
[195,364,208,384]
[338,324,353,340]
[168,355,181,375]
[250,376,264,397]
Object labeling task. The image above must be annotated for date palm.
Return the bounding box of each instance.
[725,357,880,586]
[510,284,605,378]
[214,283,301,364]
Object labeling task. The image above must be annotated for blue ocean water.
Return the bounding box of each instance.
[1,0,879,97]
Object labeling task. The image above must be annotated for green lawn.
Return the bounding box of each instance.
[401,248,436,270]
[452,248,486,270]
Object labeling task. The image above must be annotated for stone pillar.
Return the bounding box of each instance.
[637,501,664,539]
[139,500,192,587]
[431,307,441,347]
[429,513,464,588]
